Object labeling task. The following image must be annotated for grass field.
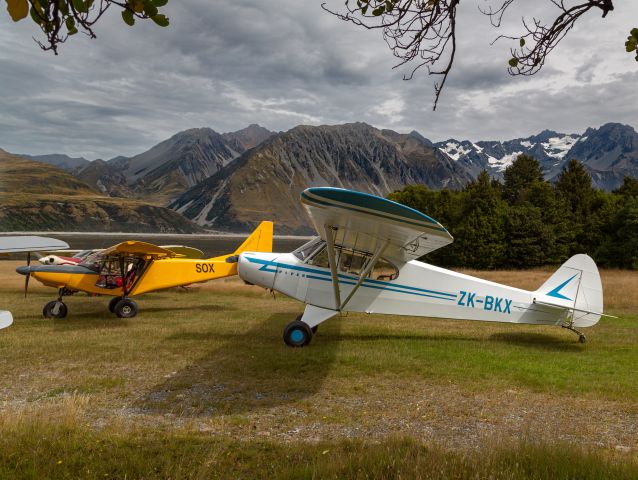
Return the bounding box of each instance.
[0,261,637,478]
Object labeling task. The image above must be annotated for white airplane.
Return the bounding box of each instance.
[238,187,611,347]
[0,235,70,329]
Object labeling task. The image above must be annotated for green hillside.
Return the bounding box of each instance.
[0,150,202,233]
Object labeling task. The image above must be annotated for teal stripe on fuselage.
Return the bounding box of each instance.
[247,256,456,301]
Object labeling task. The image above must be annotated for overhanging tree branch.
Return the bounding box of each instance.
[325,0,624,110]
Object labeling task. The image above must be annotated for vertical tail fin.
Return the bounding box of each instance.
[233,221,273,255]
[535,254,603,327]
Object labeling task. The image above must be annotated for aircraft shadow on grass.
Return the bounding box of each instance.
[137,312,342,418]
[489,331,584,352]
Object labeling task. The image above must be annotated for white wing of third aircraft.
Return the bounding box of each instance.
[0,236,69,253]
[0,235,70,330]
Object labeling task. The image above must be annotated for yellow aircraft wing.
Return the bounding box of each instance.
[101,241,184,258]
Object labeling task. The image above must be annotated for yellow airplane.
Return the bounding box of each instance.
[16,221,273,319]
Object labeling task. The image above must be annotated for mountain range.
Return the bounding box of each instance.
[0,150,202,233]
[3,121,637,233]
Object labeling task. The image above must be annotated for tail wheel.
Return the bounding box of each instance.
[114,299,138,318]
[283,320,313,347]
[43,301,68,319]
[108,296,122,313]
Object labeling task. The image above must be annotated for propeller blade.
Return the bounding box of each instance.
[24,252,31,298]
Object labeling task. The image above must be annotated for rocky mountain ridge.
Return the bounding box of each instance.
[435,122,637,190]
[169,122,473,233]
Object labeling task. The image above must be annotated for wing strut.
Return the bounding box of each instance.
[340,240,388,311]
[324,225,341,310]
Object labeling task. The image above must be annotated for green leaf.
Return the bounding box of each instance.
[71,0,88,13]
[58,0,69,15]
[631,27,638,39]
[5,0,29,21]
[361,5,368,14]
[508,57,519,68]
[150,13,169,27]
[121,8,135,26]
[151,0,167,5]
[385,0,393,12]
[372,5,385,15]
[129,0,144,13]
[143,0,157,17]
[519,38,525,48]
[626,40,637,53]
[29,6,42,24]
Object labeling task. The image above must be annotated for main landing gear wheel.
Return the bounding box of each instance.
[108,296,122,313]
[578,334,587,344]
[283,320,313,347]
[43,301,68,319]
[114,299,138,318]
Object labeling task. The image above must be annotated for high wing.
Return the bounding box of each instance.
[300,187,453,263]
[0,236,69,254]
[159,245,204,259]
[101,241,184,259]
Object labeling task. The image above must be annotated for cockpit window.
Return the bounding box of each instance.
[300,241,399,281]
[79,252,104,272]
[292,237,324,261]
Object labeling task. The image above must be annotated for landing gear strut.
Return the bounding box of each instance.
[561,322,586,344]
[110,256,138,318]
[43,288,69,319]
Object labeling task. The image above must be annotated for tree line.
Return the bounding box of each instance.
[388,155,638,270]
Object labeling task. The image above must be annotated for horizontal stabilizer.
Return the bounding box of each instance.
[532,299,617,318]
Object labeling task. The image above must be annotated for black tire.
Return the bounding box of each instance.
[108,296,122,313]
[43,301,67,319]
[578,335,587,344]
[283,320,313,347]
[114,299,138,318]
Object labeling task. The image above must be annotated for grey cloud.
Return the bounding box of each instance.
[0,0,635,158]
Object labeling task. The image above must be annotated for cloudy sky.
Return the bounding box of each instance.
[0,0,636,159]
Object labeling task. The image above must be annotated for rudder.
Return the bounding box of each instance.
[535,254,603,327]
[233,221,273,255]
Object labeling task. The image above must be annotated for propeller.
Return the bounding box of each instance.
[24,251,31,298]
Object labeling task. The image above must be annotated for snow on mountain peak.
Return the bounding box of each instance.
[541,135,580,159]
[487,151,522,172]
[442,141,471,161]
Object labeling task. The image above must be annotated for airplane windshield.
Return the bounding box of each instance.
[292,237,324,261]
[79,252,104,272]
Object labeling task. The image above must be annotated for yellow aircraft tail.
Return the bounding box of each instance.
[233,221,273,254]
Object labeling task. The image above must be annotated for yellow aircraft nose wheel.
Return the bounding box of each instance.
[42,288,69,319]
[42,300,67,319]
